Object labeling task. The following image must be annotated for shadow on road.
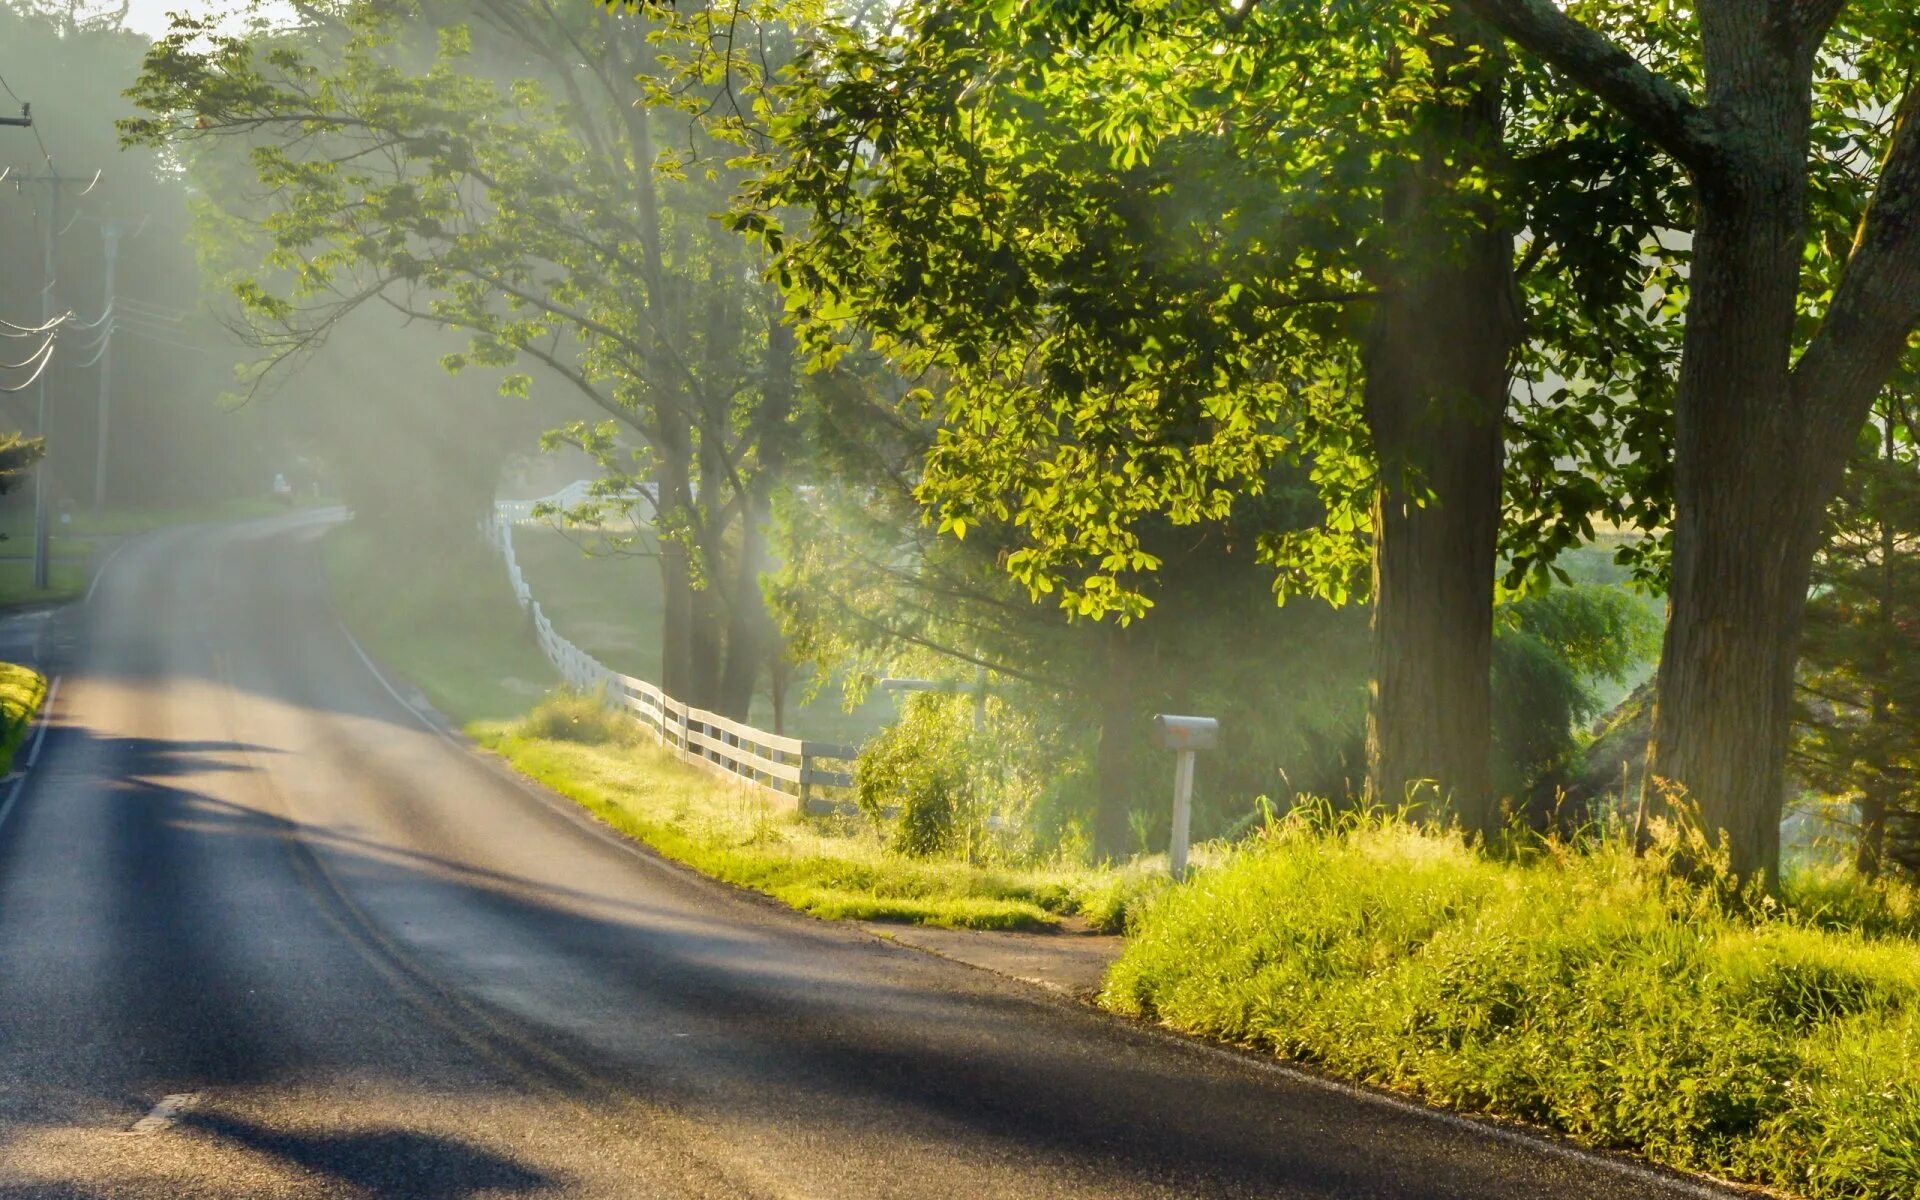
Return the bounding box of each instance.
[185,1111,559,1199]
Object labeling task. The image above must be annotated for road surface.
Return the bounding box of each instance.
[0,514,1726,1198]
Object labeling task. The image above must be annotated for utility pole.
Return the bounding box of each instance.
[10,168,101,589]
[32,172,60,591]
[0,102,30,129]
[93,218,134,511]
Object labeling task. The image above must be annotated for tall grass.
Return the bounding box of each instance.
[1104,811,1920,1199]
[472,691,1166,932]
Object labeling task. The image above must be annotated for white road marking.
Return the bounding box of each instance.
[338,623,452,741]
[0,773,24,835]
[0,674,60,837]
[125,1092,200,1135]
[25,674,60,768]
[84,535,137,605]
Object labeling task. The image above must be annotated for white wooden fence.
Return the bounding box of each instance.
[486,501,857,811]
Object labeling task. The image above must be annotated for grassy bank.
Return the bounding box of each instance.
[1104,814,1920,1199]
[323,518,1151,930]
[324,525,556,722]
[0,661,48,770]
[474,695,1150,929]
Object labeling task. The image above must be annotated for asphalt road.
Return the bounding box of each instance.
[0,513,1729,1199]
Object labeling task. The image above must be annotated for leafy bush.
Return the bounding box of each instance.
[853,691,1059,860]
[1492,583,1660,799]
[1106,813,1920,1199]
[854,692,982,856]
[517,688,636,745]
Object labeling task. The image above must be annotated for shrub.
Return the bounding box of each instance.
[1106,813,1920,1199]
[855,692,989,857]
[517,688,636,745]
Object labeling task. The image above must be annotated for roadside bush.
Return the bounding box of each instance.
[854,692,980,856]
[855,692,1056,860]
[517,688,635,745]
[1105,812,1920,1199]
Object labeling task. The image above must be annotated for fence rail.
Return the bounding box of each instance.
[486,503,856,811]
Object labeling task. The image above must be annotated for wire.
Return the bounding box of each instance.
[66,302,112,330]
[118,296,190,322]
[109,323,208,354]
[73,333,110,369]
[0,313,68,336]
[0,341,54,392]
[0,70,52,171]
[0,337,54,371]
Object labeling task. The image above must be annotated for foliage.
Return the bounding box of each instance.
[1491,582,1661,798]
[0,660,47,771]
[517,688,638,746]
[125,0,801,713]
[478,722,1143,931]
[855,693,987,858]
[1107,811,1920,1199]
[0,0,275,509]
[1797,380,1920,877]
[747,0,1683,621]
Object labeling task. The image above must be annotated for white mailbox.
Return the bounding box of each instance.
[1151,714,1218,881]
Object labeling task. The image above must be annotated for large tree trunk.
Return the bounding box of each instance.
[1647,51,1822,884]
[1361,13,1517,840]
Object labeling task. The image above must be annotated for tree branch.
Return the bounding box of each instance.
[1794,86,1920,430]
[1460,0,1717,174]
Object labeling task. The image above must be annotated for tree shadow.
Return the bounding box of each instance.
[183,1111,560,1200]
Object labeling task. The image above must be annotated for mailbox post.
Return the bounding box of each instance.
[1152,714,1218,881]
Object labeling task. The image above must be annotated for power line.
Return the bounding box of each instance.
[0,340,54,393]
[0,337,54,371]
[0,312,67,336]
[0,71,53,169]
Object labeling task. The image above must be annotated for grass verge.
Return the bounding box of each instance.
[1103,812,1920,1200]
[0,661,48,770]
[473,709,1145,930]
[324,519,1156,931]
[324,524,556,723]
[0,561,85,608]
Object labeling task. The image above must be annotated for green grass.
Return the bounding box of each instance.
[0,661,48,770]
[511,525,897,743]
[1104,813,1920,1199]
[0,560,85,608]
[0,496,303,544]
[474,693,1156,930]
[324,525,556,723]
[323,519,1153,931]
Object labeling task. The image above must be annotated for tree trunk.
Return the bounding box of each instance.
[715,303,799,721]
[656,424,697,703]
[1361,13,1516,840]
[1647,54,1822,883]
[716,493,775,720]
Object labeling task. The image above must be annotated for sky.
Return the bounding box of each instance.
[121,0,293,36]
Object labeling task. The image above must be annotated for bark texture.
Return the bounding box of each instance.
[1361,12,1518,839]
[1464,0,1920,881]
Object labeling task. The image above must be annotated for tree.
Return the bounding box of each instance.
[753,0,1680,835]
[126,0,799,717]
[1461,0,1920,878]
[1796,374,1920,878]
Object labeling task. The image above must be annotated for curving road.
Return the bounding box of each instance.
[0,513,1726,1199]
